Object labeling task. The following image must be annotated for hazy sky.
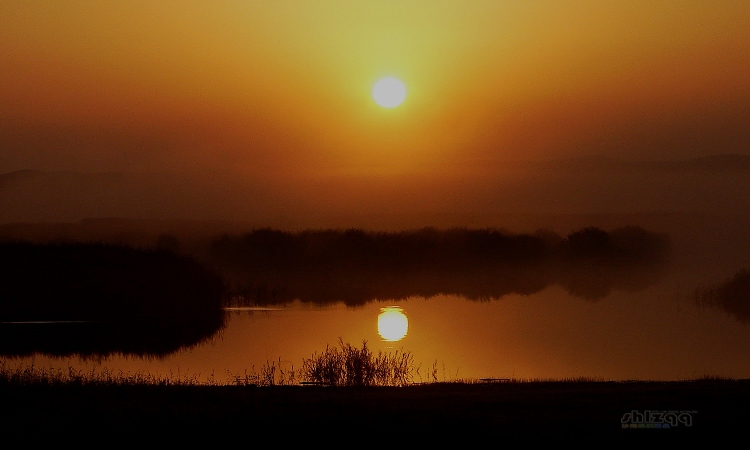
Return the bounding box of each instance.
[2,0,748,178]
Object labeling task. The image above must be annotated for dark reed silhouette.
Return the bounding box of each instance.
[209,226,671,305]
[0,241,227,357]
[300,338,416,387]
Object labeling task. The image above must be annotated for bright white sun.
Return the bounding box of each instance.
[377,306,408,341]
[372,77,406,108]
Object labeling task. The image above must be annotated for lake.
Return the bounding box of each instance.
[2,213,750,383]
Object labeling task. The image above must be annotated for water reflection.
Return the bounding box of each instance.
[377,306,408,342]
[7,287,750,384]
[216,226,672,307]
[0,314,226,358]
[694,269,750,324]
[4,223,750,381]
[0,241,227,358]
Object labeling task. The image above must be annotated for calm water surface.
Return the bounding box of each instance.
[4,216,750,383]
[6,273,750,383]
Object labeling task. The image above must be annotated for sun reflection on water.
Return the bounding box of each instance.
[377,306,408,342]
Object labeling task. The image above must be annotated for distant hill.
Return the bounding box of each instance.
[2,154,749,225]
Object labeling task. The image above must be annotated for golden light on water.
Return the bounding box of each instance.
[377,306,408,341]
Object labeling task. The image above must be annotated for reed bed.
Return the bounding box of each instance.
[0,361,218,386]
[300,338,416,386]
[0,339,417,387]
[228,358,298,387]
[5,337,736,389]
[1,359,742,390]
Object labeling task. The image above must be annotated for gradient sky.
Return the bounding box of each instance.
[2,0,749,180]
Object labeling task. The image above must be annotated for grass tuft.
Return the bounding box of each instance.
[300,338,416,387]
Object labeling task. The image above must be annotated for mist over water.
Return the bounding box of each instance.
[2,155,750,226]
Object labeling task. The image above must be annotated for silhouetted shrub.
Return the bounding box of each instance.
[300,339,416,386]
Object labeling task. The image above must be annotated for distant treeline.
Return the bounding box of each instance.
[209,226,672,305]
[0,226,673,313]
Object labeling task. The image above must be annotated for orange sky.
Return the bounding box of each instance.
[1,1,749,180]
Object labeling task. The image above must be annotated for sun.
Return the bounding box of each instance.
[372,77,406,108]
[377,306,408,341]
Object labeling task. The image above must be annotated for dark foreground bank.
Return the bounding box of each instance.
[1,379,747,443]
